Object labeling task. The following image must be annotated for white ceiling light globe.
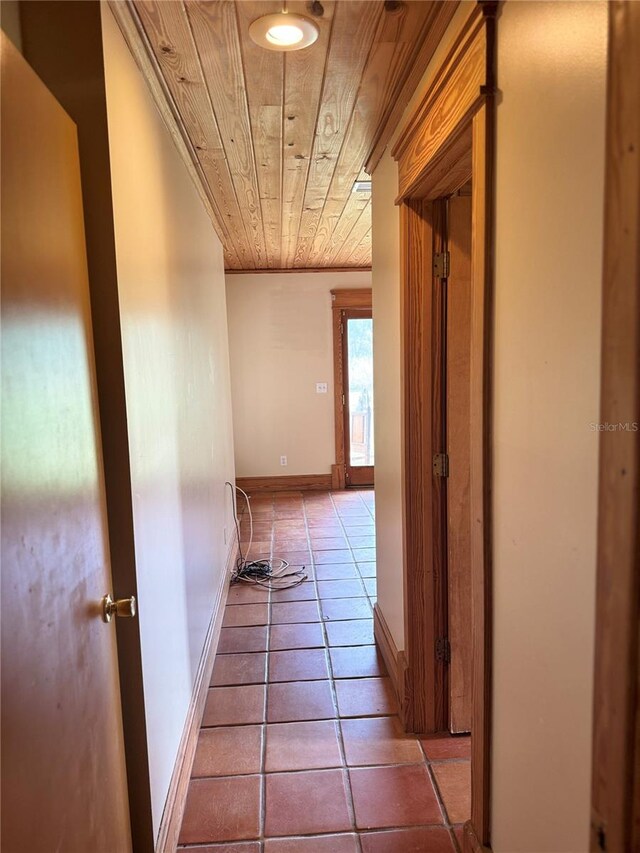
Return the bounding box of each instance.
[266,23,304,46]
[249,12,319,52]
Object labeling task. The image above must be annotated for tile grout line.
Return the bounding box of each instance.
[179,819,459,849]
[258,494,276,851]
[189,757,467,782]
[302,492,364,853]
[417,736,463,852]
[331,491,465,850]
[329,491,373,609]
[188,492,467,850]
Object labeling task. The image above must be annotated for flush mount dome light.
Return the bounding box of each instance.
[249,11,319,51]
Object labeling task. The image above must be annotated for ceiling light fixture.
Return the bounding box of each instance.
[249,4,319,52]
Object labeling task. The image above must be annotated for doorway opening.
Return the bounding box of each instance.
[442,186,474,736]
[391,4,497,848]
[331,288,375,489]
[343,310,374,487]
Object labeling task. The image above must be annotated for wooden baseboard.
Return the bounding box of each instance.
[373,603,408,724]
[331,464,346,490]
[236,474,332,493]
[463,820,491,853]
[155,534,238,852]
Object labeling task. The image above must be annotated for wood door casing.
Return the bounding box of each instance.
[0,34,132,853]
[590,4,640,851]
[342,309,375,488]
[446,194,473,734]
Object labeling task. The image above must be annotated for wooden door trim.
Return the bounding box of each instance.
[331,288,372,490]
[332,288,373,309]
[590,4,640,851]
[393,2,497,848]
[391,2,492,201]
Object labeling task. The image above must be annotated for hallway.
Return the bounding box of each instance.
[178,490,470,851]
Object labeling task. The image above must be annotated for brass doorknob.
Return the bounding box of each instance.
[102,594,137,623]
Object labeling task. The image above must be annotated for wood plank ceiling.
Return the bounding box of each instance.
[129,0,458,270]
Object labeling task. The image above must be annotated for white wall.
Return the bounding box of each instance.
[102,7,236,837]
[226,271,371,477]
[492,3,606,849]
[371,1,607,848]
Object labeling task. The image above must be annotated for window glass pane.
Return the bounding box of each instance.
[347,317,374,466]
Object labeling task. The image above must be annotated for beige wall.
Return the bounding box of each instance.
[371,1,607,848]
[226,271,371,478]
[492,3,606,849]
[102,7,236,837]
[371,155,404,646]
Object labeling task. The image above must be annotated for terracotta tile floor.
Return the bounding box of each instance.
[179,489,471,852]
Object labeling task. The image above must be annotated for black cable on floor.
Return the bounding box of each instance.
[225,481,308,590]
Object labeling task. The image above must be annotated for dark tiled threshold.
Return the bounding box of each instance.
[178,490,470,851]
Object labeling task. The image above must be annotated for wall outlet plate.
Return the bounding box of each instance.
[316,382,328,394]
[280,455,287,466]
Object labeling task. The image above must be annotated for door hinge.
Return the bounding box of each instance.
[432,453,449,477]
[595,822,607,851]
[342,393,346,406]
[436,637,451,664]
[433,251,450,278]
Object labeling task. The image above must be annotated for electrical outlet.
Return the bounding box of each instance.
[280,455,287,466]
[316,382,328,394]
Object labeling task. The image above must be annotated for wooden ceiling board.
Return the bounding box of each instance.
[134,0,250,268]
[304,1,436,267]
[234,1,284,268]
[291,0,383,267]
[127,0,458,271]
[281,0,336,268]
[187,1,269,267]
[321,191,371,266]
[326,193,371,266]
[343,227,372,267]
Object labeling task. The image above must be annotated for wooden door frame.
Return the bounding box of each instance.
[391,3,497,850]
[590,4,640,852]
[330,288,373,490]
